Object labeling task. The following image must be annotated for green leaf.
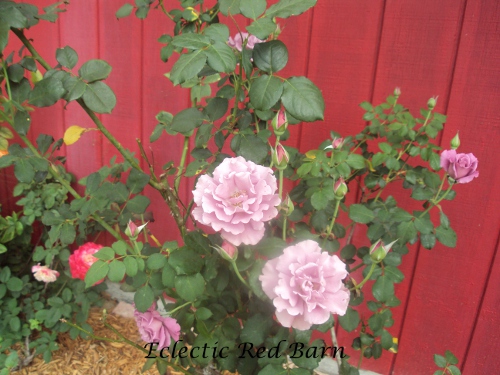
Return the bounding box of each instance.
[445,350,459,365]
[84,260,109,288]
[9,317,21,332]
[256,237,287,258]
[265,0,317,18]
[28,78,65,107]
[0,3,28,28]
[346,153,366,169]
[78,59,112,82]
[384,265,404,283]
[421,233,436,249]
[205,42,237,73]
[60,222,76,245]
[56,46,78,69]
[0,19,10,52]
[338,307,360,332]
[434,354,447,368]
[134,285,154,312]
[126,168,150,194]
[397,221,417,243]
[82,81,116,114]
[6,277,23,292]
[108,260,126,282]
[233,133,268,164]
[349,204,374,224]
[171,33,211,49]
[413,212,434,234]
[204,97,228,121]
[204,24,230,43]
[311,189,332,211]
[249,74,283,110]
[174,273,205,301]
[126,195,150,214]
[435,225,457,248]
[240,0,266,19]
[448,365,461,375]
[440,211,450,229]
[282,77,324,122]
[253,40,288,73]
[14,158,35,183]
[7,64,25,83]
[162,263,175,287]
[171,108,205,134]
[246,17,276,40]
[94,247,115,261]
[195,307,213,320]
[170,50,207,85]
[146,253,167,270]
[372,275,394,303]
[63,76,86,101]
[168,249,203,274]
[240,313,272,346]
[124,257,138,277]
[116,3,134,18]
[219,0,241,15]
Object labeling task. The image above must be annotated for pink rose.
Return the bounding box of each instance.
[259,240,350,330]
[32,263,59,283]
[68,242,104,284]
[440,149,479,183]
[192,156,280,246]
[134,304,180,349]
[228,32,263,52]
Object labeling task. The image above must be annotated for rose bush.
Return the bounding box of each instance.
[0,1,478,374]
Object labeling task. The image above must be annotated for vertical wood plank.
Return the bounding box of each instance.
[392,0,500,373]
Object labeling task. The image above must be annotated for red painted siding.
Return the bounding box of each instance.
[1,1,499,373]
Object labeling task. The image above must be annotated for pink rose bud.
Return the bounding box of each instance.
[440,149,479,184]
[134,303,180,350]
[332,137,344,149]
[68,242,104,285]
[369,239,398,262]
[215,241,238,261]
[272,109,288,137]
[427,96,438,110]
[334,177,348,199]
[394,87,401,98]
[125,220,148,238]
[273,143,289,170]
[450,132,460,150]
[32,263,59,283]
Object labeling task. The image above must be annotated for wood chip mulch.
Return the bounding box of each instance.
[12,302,164,375]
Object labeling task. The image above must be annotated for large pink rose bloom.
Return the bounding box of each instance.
[68,242,103,284]
[440,149,479,183]
[134,304,180,349]
[192,157,280,246]
[259,240,350,330]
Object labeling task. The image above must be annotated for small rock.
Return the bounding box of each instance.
[112,301,135,319]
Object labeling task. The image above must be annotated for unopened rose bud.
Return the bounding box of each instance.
[369,239,398,262]
[427,96,438,110]
[394,87,401,98]
[333,177,348,199]
[272,109,288,137]
[125,220,148,239]
[272,143,289,170]
[332,137,344,149]
[450,132,460,150]
[281,194,294,216]
[214,241,238,261]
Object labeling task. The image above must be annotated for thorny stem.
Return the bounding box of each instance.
[282,216,287,241]
[175,136,190,194]
[231,260,249,288]
[322,199,341,248]
[419,183,453,218]
[330,321,343,370]
[12,28,186,235]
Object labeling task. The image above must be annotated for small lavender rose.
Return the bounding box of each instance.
[259,240,350,330]
[228,32,263,51]
[134,303,180,349]
[192,156,280,246]
[440,149,479,183]
[32,264,59,283]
